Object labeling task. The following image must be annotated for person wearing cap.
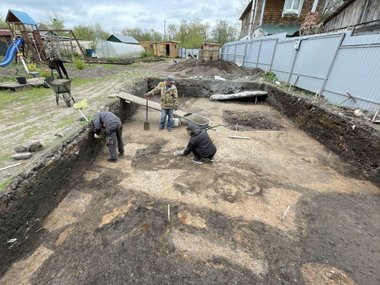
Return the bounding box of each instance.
[45,35,69,79]
[180,125,217,164]
[144,77,178,132]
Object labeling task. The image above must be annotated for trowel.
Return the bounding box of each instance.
[144,99,150,130]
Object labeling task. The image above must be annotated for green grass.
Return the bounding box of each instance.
[54,115,77,129]
[0,177,12,191]
[0,88,51,110]
[0,153,10,163]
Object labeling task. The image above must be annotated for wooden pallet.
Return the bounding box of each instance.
[27,77,46,87]
[0,82,32,92]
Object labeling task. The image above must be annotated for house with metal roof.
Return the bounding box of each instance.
[107,34,139,44]
[240,0,327,39]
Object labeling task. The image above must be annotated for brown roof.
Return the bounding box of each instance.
[239,0,253,20]
[323,0,357,24]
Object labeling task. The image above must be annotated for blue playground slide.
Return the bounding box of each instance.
[0,37,23,67]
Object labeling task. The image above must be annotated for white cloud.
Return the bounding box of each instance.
[0,0,242,33]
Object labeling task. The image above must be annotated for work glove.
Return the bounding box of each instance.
[94,133,101,139]
[173,150,184,156]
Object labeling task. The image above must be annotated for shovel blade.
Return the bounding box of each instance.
[144,121,150,130]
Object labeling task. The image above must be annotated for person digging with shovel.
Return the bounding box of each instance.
[91,111,124,163]
[177,125,217,165]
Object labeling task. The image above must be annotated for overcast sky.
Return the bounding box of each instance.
[0,0,245,34]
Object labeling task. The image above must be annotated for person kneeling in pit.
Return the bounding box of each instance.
[91,111,124,162]
[180,125,217,164]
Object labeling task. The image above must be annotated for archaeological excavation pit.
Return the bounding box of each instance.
[0,77,379,285]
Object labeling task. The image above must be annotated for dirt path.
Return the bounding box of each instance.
[1,99,379,284]
[0,61,174,184]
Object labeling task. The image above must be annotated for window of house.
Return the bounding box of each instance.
[283,0,304,16]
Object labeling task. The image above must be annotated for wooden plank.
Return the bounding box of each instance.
[117,92,190,118]
[117,93,161,111]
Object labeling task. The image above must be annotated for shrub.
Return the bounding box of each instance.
[74,58,85,70]
[263,71,277,82]
[141,50,153,58]
[27,63,38,72]
[40,69,52,78]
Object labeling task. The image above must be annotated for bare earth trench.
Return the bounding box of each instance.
[0,62,379,284]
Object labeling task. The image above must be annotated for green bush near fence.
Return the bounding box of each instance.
[74,58,85,70]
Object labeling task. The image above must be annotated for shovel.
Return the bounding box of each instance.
[144,99,150,130]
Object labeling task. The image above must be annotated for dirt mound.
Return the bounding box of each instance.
[170,59,261,78]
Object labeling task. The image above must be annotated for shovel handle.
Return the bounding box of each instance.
[145,99,148,121]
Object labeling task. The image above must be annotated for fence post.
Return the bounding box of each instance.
[269,38,278,72]
[287,39,302,84]
[233,44,237,63]
[319,33,346,95]
[243,41,249,67]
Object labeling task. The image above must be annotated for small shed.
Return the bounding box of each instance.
[140,41,154,54]
[153,41,179,58]
[107,34,139,44]
[199,42,220,60]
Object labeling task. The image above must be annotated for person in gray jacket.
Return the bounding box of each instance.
[181,125,217,164]
[92,111,124,162]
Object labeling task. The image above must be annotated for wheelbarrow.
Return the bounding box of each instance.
[44,77,75,107]
[179,112,211,129]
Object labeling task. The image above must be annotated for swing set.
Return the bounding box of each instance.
[1,9,88,76]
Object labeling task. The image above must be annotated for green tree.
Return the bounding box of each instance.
[39,11,65,30]
[73,24,96,40]
[177,19,210,48]
[93,23,109,40]
[0,14,7,29]
[166,24,178,40]
[121,27,162,41]
[74,24,109,41]
[211,20,239,46]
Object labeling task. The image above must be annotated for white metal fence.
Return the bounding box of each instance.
[221,31,380,115]
[178,48,199,59]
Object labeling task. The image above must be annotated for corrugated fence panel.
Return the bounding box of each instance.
[323,41,380,113]
[226,44,235,61]
[244,41,261,68]
[271,40,296,82]
[221,32,380,114]
[235,42,247,66]
[291,35,343,93]
[257,39,277,72]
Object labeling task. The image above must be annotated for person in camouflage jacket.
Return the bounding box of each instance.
[144,77,178,132]
[45,36,69,79]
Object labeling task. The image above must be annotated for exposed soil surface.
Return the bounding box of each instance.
[0,59,379,285]
[223,109,286,131]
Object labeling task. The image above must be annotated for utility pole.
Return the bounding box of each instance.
[164,17,170,40]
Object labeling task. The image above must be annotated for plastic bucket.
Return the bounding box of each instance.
[16,76,27,84]
[172,118,181,127]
